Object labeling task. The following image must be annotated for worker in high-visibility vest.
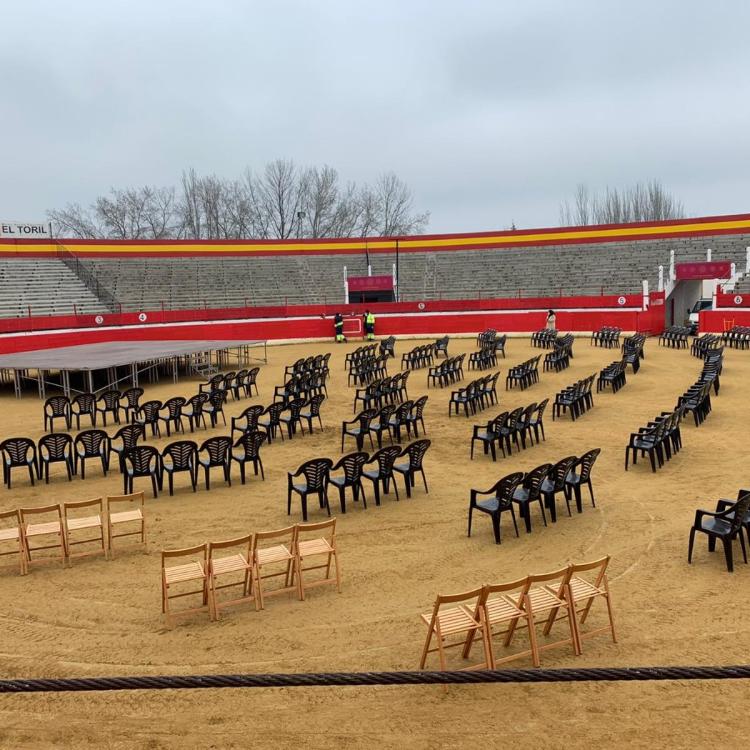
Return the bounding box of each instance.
[334,312,347,343]
[363,310,376,340]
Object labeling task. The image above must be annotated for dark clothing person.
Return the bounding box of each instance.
[334,313,346,342]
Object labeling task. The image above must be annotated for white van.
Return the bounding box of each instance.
[688,299,712,334]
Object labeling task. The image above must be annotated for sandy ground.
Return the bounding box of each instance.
[0,335,748,749]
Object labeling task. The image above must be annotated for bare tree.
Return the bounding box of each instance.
[560,181,685,226]
[49,160,430,240]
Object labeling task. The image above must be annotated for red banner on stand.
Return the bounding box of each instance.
[675,261,731,280]
[347,275,393,291]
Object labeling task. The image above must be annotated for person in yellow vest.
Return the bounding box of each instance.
[363,310,376,340]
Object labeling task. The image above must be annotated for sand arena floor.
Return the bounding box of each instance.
[0,336,749,749]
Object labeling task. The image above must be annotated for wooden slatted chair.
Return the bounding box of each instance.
[252,525,302,609]
[294,519,341,600]
[161,543,210,627]
[208,534,257,620]
[549,557,617,652]
[419,587,492,671]
[106,492,146,558]
[463,577,534,667]
[20,504,67,570]
[507,566,580,666]
[63,497,107,564]
[0,509,27,575]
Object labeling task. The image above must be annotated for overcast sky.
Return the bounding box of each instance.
[2,0,749,233]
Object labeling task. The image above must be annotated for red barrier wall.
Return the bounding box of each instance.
[715,292,750,308]
[699,309,750,332]
[0,297,665,355]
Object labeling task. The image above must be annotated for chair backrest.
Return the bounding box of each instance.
[370,446,403,476]
[121,387,144,408]
[107,491,145,515]
[525,566,573,599]
[233,430,266,458]
[307,393,326,415]
[138,400,162,421]
[296,518,336,546]
[252,524,297,557]
[208,390,227,409]
[549,456,578,491]
[332,451,369,482]
[412,395,428,416]
[568,556,610,587]
[45,395,70,417]
[63,496,104,522]
[113,424,145,449]
[294,458,333,491]
[505,407,524,427]
[38,433,72,459]
[98,390,121,409]
[199,437,233,465]
[425,586,485,631]
[576,448,602,482]
[534,398,549,421]
[162,440,198,469]
[75,429,110,456]
[1,437,36,465]
[357,408,379,429]
[264,401,285,423]
[161,543,208,570]
[208,533,252,564]
[728,493,750,534]
[188,392,210,412]
[481,576,531,609]
[124,445,160,474]
[237,404,264,430]
[524,463,553,495]
[20,504,63,528]
[163,396,186,417]
[402,439,431,469]
[72,393,96,414]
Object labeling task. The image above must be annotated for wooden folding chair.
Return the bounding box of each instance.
[63,497,107,564]
[463,577,534,667]
[107,492,146,558]
[161,543,210,627]
[294,519,341,600]
[506,566,579,666]
[20,505,67,570]
[419,587,492,671]
[0,509,28,575]
[208,534,257,620]
[252,525,302,609]
[549,556,617,652]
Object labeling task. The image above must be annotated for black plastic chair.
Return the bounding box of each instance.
[110,424,145,472]
[470,413,506,461]
[328,452,369,513]
[688,493,750,572]
[528,398,548,443]
[300,394,326,434]
[0,438,37,488]
[134,400,162,437]
[361,446,402,506]
[341,408,378,452]
[74,429,111,479]
[243,368,260,397]
[287,457,333,521]
[231,404,265,439]
[71,393,97,430]
[230,369,248,400]
[203,390,228,428]
[625,422,665,472]
[95,390,122,426]
[120,387,144,423]
[37,433,75,483]
[565,448,601,512]
[512,463,552,533]
[541,455,578,522]
[259,402,286,443]
[369,405,396,449]
[161,440,198,495]
[198,436,233,490]
[182,393,210,432]
[123,445,161,498]
[44,396,71,433]
[232,430,266,484]
[279,398,306,439]
[498,407,524,456]
[158,396,186,437]
[405,395,428,437]
[393,439,431,498]
[467,471,524,544]
[387,400,413,443]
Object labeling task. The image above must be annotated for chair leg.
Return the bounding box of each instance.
[722,537,734,572]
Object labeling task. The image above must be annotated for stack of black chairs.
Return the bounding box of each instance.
[434,336,450,358]
[448,373,500,417]
[468,342,497,371]
[505,356,541,390]
[691,334,721,359]
[427,355,465,388]
[347,353,388,386]
[531,329,557,348]
[470,399,548,461]
[722,325,750,350]
[659,326,690,349]
[622,334,646,373]
[591,327,621,348]
[553,374,596,420]
[543,334,574,372]
[401,344,435,370]
[625,406,684,473]
[597,359,627,393]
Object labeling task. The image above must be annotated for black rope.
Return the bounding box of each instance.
[2,665,750,693]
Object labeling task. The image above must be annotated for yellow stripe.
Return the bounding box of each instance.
[2,217,749,255]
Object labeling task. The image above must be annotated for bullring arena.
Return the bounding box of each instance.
[1,217,750,748]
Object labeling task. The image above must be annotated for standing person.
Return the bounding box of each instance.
[334,312,346,343]
[546,309,556,330]
[363,309,376,340]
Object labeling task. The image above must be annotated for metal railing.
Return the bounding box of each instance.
[55,242,119,313]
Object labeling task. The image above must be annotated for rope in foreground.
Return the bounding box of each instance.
[2,665,750,693]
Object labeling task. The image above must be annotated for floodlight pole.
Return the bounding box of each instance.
[395,238,400,302]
